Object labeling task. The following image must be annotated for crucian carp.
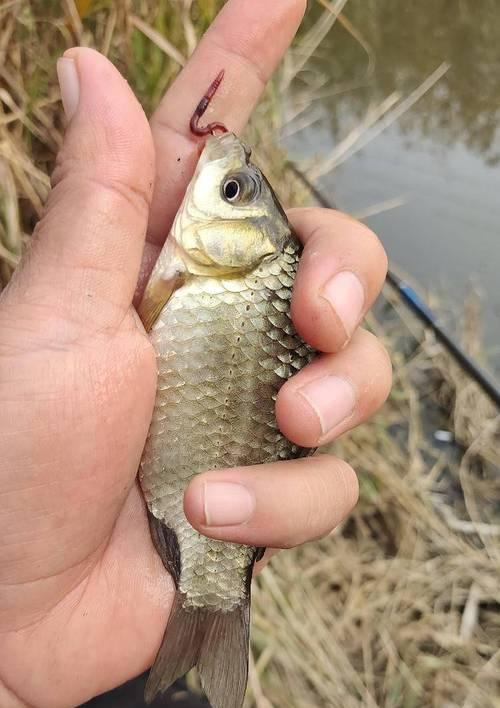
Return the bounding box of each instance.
[138,71,314,708]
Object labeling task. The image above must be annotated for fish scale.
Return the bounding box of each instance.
[140,241,313,614]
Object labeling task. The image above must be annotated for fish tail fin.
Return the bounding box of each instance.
[145,591,250,708]
[197,600,250,708]
[144,591,202,703]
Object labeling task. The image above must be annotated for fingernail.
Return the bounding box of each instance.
[57,57,80,120]
[321,271,365,338]
[203,482,255,527]
[297,376,356,437]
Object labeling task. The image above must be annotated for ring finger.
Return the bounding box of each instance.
[276,328,392,448]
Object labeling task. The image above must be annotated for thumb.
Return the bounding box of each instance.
[2,48,154,335]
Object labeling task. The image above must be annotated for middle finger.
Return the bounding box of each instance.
[276,328,392,448]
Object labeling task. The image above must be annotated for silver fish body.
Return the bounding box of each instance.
[138,133,313,708]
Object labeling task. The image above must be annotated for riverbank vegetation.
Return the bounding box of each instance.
[1,2,498,707]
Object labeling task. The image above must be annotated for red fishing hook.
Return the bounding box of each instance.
[190,70,229,137]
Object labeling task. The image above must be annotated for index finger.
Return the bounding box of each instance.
[147,0,306,244]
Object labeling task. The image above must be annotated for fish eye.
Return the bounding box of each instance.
[223,179,240,202]
[221,172,260,204]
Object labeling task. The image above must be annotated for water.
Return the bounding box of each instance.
[286,1,500,375]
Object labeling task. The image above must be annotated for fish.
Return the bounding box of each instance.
[137,74,314,708]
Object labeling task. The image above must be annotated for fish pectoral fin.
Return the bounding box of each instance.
[137,237,189,332]
[145,592,250,708]
[137,273,183,332]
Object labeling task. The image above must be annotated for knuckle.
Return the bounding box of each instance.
[370,333,393,390]
[372,237,389,279]
[302,473,323,530]
[329,214,388,281]
[323,453,358,499]
[305,456,359,540]
[278,536,298,551]
[379,341,393,384]
[303,212,389,283]
[52,153,152,220]
[88,174,152,219]
[320,459,359,537]
[356,223,388,275]
[356,329,393,407]
[359,328,391,366]
[337,458,360,510]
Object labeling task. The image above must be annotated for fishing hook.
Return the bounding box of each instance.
[190,70,229,137]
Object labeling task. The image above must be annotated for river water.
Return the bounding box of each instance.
[285,1,500,376]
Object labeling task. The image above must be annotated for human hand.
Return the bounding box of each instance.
[0,1,391,706]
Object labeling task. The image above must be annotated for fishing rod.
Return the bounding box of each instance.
[287,161,500,409]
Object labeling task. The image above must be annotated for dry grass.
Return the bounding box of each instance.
[1,2,499,707]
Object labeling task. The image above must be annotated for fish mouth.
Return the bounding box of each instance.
[201,132,251,166]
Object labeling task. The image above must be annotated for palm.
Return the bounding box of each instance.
[0,303,172,704]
